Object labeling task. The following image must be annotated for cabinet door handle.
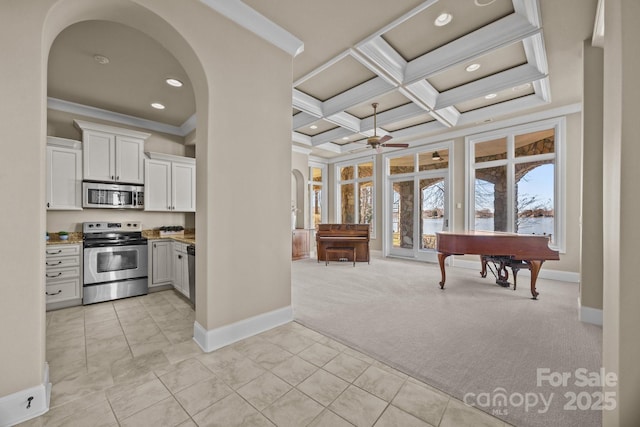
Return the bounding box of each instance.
[116,176,119,180]
[46,261,62,266]
[178,255,182,259]
[46,272,62,278]
[46,250,62,255]
[47,202,50,208]
[153,243,156,248]
[46,290,62,296]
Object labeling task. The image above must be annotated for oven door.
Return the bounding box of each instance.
[84,244,148,285]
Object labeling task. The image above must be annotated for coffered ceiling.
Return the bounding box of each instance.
[47,0,597,159]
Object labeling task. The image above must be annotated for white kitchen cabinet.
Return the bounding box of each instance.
[46,137,82,210]
[149,239,173,288]
[75,120,149,184]
[144,152,196,212]
[173,242,190,299]
[45,243,82,310]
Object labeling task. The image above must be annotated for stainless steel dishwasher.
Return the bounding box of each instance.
[187,244,196,308]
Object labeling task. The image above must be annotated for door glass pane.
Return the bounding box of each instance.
[341,183,355,223]
[340,165,354,180]
[515,162,555,243]
[515,129,555,158]
[311,184,322,227]
[420,178,445,250]
[418,149,449,171]
[358,162,373,178]
[392,180,414,249]
[475,165,508,231]
[475,137,507,163]
[311,167,322,182]
[359,181,373,226]
[390,155,414,175]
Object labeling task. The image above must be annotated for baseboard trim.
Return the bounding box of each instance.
[193,305,293,353]
[451,258,580,283]
[578,298,603,326]
[0,363,51,427]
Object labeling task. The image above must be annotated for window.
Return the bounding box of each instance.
[335,157,375,237]
[309,163,327,228]
[466,118,564,249]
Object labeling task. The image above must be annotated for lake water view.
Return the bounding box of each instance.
[422,217,554,237]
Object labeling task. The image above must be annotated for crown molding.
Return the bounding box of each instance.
[47,97,193,137]
[199,0,304,57]
[292,145,312,155]
[592,0,605,48]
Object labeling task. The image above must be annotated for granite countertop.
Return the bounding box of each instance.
[46,232,83,245]
[46,230,195,245]
[143,229,195,245]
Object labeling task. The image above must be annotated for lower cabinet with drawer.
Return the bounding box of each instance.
[45,243,82,310]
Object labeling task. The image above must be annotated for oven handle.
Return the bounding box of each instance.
[83,241,147,248]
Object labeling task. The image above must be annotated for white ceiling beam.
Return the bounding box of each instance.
[292,131,312,146]
[456,94,549,126]
[434,64,546,110]
[292,89,323,118]
[359,103,426,130]
[322,77,396,117]
[292,111,320,130]
[293,50,351,87]
[512,0,542,28]
[403,81,439,110]
[404,13,541,85]
[354,38,407,85]
[432,107,460,127]
[199,0,304,57]
[313,141,343,153]
[325,112,361,133]
[311,127,359,146]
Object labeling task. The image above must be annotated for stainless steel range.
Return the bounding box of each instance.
[83,221,148,305]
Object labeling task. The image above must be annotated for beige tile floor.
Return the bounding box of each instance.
[20,290,508,427]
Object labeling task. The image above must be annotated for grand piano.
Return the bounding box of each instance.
[435,231,559,299]
[316,224,370,264]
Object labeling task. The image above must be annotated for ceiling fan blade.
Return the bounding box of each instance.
[381,143,409,148]
[378,134,393,143]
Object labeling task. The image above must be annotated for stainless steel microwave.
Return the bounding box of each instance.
[82,182,144,209]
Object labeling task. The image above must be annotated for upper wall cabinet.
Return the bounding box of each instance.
[145,152,196,212]
[46,137,82,210]
[74,120,150,185]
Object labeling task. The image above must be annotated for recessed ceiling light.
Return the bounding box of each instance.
[151,103,165,110]
[474,0,497,6]
[466,63,481,72]
[310,125,318,130]
[342,137,349,141]
[484,93,497,99]
[434,13,453,27]
[165,78,183,87]
[512,83,532,91]
[93,54,110,65]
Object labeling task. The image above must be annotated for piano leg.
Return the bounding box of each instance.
[526,260,544,299]
[437,252,450,289]
[480,255,488,278]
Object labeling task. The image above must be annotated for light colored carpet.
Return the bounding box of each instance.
[292,251,602,427]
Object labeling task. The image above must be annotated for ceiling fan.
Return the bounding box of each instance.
[364,103,409,152]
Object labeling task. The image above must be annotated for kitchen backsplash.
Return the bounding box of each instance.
[47,210,195,232]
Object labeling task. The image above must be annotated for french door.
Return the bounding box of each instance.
[388,171,449,262]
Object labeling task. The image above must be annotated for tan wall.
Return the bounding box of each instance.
[0,0,50,398]
[0,0,292,400]
[602,0,640,425]
[580,41,604,310]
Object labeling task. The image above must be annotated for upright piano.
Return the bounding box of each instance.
[435,231,559,299]
[316,224,370,264]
